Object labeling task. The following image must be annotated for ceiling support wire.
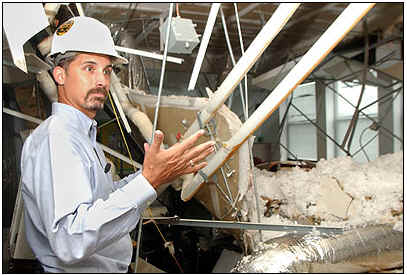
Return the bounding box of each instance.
[234,3,263,242]
[219,7,247,111]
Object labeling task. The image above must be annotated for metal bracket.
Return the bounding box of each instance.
[198,170,209,182]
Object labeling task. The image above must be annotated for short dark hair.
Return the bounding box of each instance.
[54,52,80,70]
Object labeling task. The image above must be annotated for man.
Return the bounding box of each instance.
[20,16,215,273]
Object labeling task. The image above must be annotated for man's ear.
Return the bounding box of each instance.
[53,66,66,86]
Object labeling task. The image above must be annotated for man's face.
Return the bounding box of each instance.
[54,53,113,118]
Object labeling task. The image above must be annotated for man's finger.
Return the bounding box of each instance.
[179,129,205,151]
[150,130,164,153]
[185,162,208,175]
[184,140,215,161]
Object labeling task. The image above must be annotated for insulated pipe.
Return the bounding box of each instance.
[232,224,403,273]
[181,3,375,201]
[182,3,300,139]
[115,46,183,64]
[187,3,221,91]
[36,70,58,102]
[110,72,155,144]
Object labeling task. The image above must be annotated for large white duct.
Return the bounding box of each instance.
[233,224,403,273]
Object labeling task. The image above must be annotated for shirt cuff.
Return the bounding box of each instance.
[121,173,157,207]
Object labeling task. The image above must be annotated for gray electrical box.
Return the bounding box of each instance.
[160,16,200,54]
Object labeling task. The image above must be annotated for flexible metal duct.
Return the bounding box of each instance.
[232,224,403,273]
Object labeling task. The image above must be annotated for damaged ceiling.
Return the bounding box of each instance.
[80,3,403,77]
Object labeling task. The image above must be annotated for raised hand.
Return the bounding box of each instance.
[142,129,215,189]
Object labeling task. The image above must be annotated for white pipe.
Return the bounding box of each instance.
[110,73,155,144]
[182,3,300,139]
[115,45,183,64]
[187,3,221,91]
[181,3,375,201]
[2,107,141,168]
[36,70,58,102]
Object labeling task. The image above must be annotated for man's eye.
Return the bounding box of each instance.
[104,69,112,75]
[85,66,94,72]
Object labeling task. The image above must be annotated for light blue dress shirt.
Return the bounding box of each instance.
[21,102,157,273]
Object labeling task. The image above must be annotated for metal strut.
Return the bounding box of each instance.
[147,216,344,235]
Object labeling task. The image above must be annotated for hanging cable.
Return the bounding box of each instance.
[144,208,184,273]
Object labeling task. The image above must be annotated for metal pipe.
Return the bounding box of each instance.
[188,3,221,91]
[149,216,344,235]
[182,3,300,139]
[151,3,174,143]
[115,45,183,64]
[181,3,375,202]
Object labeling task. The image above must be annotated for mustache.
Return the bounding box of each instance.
[87,87,108,97]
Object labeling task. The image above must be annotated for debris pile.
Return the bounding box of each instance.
[244,151,403,245]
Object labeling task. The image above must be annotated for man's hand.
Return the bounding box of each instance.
[142,129,215,189]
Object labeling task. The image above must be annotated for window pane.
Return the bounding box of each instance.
[287,123,317,160]
[335,118,378,163]
[336,81,378,117]
[287,82,316,122]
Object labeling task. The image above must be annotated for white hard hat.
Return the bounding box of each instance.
[48,16,128,65]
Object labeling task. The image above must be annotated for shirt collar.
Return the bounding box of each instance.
[52,102,98,142]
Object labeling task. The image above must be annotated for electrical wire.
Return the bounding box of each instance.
[107,90,137,171]
[145,208,184,273]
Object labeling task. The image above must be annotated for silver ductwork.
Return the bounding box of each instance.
[233,224,403,273]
